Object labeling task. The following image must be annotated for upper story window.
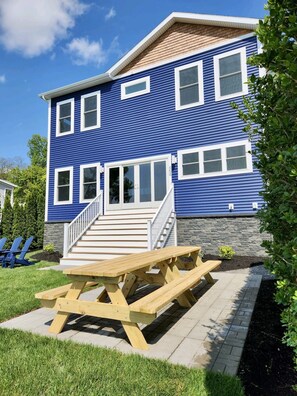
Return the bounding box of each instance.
[121,76,150,100]
[178,140,252,180]
[175,60,204,110]
[54,167,73,205]
[81,91,100,131]
[56,98,74,137]
[214,47,248,101]
[80,163,100,203]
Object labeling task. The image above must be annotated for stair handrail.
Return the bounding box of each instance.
[63,191,103,257]
[147,184,175,250]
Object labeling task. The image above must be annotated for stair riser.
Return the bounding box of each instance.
[90,225,147,230]
[81,235,147,241]
[97,214,154,220]
[67,253,130,260]
[71,247,146,254]
[76,241,147,248]
[93,219,148,225]
[85,230,147,236]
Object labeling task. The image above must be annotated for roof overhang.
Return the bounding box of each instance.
[39,72,112,101]
[108,12,259,76]
[0,179,17,188]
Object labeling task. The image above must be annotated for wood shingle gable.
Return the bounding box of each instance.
[117,22,253,76]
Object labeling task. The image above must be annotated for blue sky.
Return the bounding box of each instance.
[0,0,267,163]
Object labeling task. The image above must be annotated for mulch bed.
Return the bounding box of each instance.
[203,254,266,271]
[203,254,297,395]
[31,251,62,263]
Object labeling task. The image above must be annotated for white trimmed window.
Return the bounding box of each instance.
[56,98,74,136]
[121,76,150,100]
[80,163,100,203]
[54,167,73,205]
[175,60,204,110]
[178,140,252,180]
[214,47,248,101]
[81,91,100,131]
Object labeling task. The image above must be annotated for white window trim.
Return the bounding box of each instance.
[79,162,101,203]
[54,166,73,205]
[174,60,204,111]
[214,47,248,102]
[80,91,101,131]
[178,140,253,180]
[121,76,150,100]
[56,98,74,137]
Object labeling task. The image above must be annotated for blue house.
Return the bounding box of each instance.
[41,12,266,266]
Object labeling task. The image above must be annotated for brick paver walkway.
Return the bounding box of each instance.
[0,272,262,375]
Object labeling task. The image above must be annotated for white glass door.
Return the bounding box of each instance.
[105,155,171,211]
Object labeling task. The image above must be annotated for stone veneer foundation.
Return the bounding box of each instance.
[44,216,269,257]
[177,215,269,257]
[43,222,67,254]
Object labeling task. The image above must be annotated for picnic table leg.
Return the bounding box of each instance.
[122,273,138,298]
[49,281,86,334]
[191,252,215,284]
[104,283,149,350]
[158,261,193,308]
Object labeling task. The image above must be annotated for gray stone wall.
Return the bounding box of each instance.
[44,222,67,253]
[177,216,270,257]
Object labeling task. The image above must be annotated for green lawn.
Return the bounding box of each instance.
[0,253,245,396]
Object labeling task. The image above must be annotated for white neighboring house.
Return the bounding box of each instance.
[0,179,17,219]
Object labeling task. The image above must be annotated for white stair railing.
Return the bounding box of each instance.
[63,191,103,257]
[147,184,175,250]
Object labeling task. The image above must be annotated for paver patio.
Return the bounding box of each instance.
[0,271,262,375]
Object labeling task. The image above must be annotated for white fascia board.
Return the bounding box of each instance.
[0,179,17,188]
[39,73,112,101]
[108,12,259,77]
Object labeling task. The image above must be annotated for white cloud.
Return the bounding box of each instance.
[0,75,6,84]
[66,37,106,66]
[0,0,89,57]
[105,7,116,21]
[66,35,122,67]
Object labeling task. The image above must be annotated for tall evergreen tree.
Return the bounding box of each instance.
[12,198,26,240]
[1,194,14,244]
[25,192,38,248]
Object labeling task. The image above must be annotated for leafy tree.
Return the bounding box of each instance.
[27,134,47,168]
[12,198,26,241]
[1,194,13,243]
[234,0,297,365]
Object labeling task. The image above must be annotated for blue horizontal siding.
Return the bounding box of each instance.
[47,35,263,221]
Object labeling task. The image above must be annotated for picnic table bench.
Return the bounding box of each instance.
[36,246,221,350]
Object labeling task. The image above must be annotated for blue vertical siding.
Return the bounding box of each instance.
[47,35,263,221]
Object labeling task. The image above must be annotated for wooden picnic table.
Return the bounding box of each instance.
[36,246,221,350]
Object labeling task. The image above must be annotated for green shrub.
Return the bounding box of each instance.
[1,194,13,244]
[43,243,55,254]
[218,246,235,260]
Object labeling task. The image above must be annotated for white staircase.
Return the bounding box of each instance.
[60,209,156,266]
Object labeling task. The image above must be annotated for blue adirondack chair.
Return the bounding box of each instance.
[1,236,23,268]
[0,237,7,251]
[3,236,34,269]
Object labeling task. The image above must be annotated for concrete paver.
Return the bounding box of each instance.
[0,271,262,375]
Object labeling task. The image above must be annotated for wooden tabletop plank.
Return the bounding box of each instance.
[63,246,200,278]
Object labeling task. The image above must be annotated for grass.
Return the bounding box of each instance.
[0,252,69,323]
[0,252,245,396]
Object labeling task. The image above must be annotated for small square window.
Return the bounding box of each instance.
[175,61,204,110]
